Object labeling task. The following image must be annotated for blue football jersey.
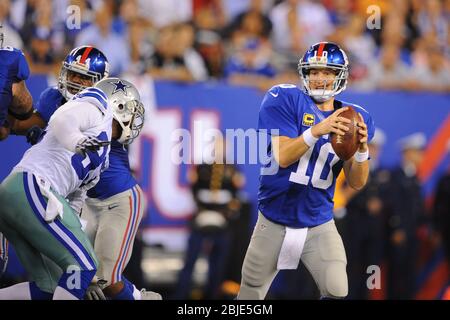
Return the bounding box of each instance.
[35,87,137,200]
[258,84,375,228]
[35,87,67,122]
[87,140,137,200]
[0,47,30,126]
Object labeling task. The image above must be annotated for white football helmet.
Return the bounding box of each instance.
[95,77,145,145]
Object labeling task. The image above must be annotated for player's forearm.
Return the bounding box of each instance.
[10,81,33,115]
[10,113,46,135]
[274,135,311,168]
[345,159,369,190]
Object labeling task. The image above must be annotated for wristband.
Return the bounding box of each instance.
[302,128,319,147]
[8,107,35,121]
[354,149,369,162]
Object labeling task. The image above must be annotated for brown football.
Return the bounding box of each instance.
[330,106,361,161]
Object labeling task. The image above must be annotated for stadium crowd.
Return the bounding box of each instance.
[1,0,448,91]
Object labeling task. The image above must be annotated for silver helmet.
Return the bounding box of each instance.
[95,77,145,145]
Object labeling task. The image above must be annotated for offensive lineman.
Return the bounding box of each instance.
[0,23,34,279]
[237,42,375,299]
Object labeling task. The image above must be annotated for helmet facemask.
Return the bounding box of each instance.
[58,62,107,100]
[298,62,348,103]
[112,99,145,145]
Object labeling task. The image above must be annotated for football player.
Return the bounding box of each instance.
[0,78,117,299]
[0,23,34,280]
[10,46,159,300]
[81,79,161,300]
[237,42,375,299]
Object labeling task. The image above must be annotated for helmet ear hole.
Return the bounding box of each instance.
[118,104,124,111]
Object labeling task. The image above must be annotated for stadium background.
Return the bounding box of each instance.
[0,0,449,299]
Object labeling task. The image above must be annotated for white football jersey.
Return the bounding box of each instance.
[13,87,113,198]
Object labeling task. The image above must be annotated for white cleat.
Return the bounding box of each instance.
[140,289,162,300]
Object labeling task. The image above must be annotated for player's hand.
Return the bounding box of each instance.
[356,112,368,152]
[75,136,110,157]
[85,282,107,300]
[26,126,44,145]
[311,107,351,138]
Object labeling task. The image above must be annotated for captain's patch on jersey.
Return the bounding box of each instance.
[302,113,315,126]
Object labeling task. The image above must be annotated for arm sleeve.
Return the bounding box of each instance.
[48,101,103,153]
[15,51,30,81]
[258,87,298,138]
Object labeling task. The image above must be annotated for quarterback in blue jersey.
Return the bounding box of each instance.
[237,42,375,300]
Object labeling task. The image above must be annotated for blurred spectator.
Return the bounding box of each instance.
[325,0,355,27]
[193,1,226,78]
[360,43,412,91]
[137,0,193,28]
[412,45,450,92]
[193,0,227,30]
[417,0,448,49]
[224,37,277,89]
[269,0,333,56]
[0,0,24,49]
[75,3,130,75]
[173,138,245,299]
[27,28,57,75]
[341,128,390,300]
[225,0,273,39]
[145,23,208,82]
[385,132,427,299]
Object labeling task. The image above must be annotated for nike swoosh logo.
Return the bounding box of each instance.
[108,204,119,210]
[270,92,279,97]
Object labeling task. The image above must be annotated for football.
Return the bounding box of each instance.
[330,106,361,161]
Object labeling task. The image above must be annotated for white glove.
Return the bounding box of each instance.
[75,136,110,157]
[85,282,107,300]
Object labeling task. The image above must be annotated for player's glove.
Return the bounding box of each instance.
[75,136,110,157]
[85,282,107,300]
[26,126,44,145]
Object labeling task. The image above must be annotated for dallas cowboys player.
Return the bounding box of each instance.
[237,42,374,300]
[81,79,162,301]
[0,23,33,279]
[0,78,116,300]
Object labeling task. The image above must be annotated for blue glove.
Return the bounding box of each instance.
[26,125,45,145]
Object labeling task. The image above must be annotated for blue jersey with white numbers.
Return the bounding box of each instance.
[258,85,375,228]
[35,87,137,200]
[0,46,30,126]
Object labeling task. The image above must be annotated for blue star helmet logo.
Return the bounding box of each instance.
[112,79,130,95]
